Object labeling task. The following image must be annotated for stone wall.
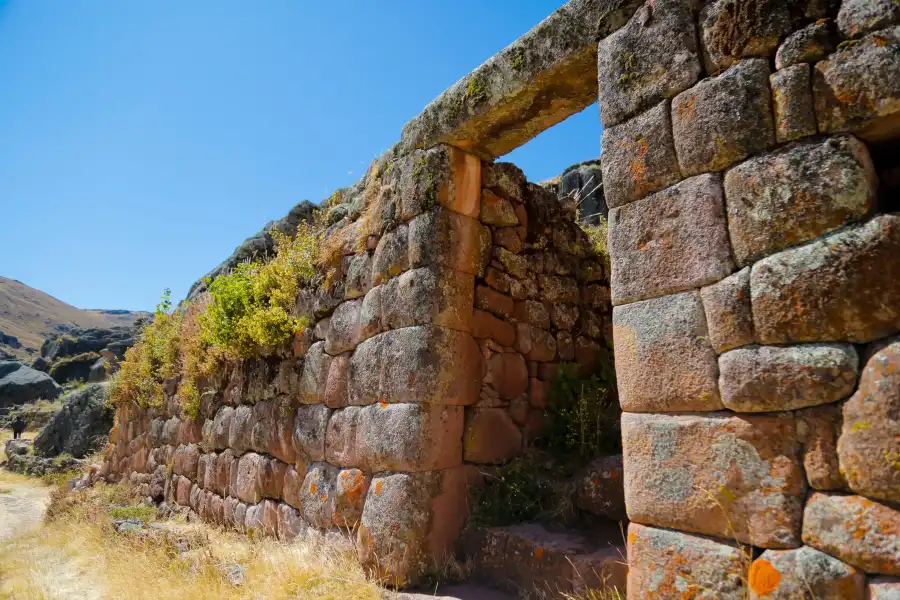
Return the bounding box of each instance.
[599,1,900,597]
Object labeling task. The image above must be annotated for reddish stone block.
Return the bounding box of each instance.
[463,408,522,464]
[489,352,528,400]
[476,285,514,319]
[334,468,371,528]
[472,309,515,347]
[356,403,463,472]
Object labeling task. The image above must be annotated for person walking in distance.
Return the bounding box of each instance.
[11,415,26,440]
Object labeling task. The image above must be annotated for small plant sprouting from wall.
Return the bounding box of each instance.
[580,217,610,273]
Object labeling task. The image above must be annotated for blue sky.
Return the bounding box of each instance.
[0,1,600,311]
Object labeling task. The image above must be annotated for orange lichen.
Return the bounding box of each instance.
[309,483,318,494]
[534,547,544,560]
[749,559,781,595]
[375,481,384,496]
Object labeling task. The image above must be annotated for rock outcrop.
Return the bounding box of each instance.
[0,361,62,409]
[33,383,113,459]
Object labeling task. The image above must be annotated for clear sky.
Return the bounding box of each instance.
[0,1,601,311]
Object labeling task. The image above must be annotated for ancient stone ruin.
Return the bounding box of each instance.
[101,0,900,597]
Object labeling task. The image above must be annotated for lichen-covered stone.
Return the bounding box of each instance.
[463,407,522,464]
[323,353,349,409]
[803,493,900,576]
[609,174,734,305]
[234,452,264,505]
[699,0,792,72]
[276,502,307,541]
[724,136,876,266]
[371,223,409,285]
[837,0,900,38]
[597,0,702,127]
[600,100,682,209]
[775,20,834,70]
[751,215,900,344]
[299,341,332,403]
[480,189,518,226]
[334,468,370,528]
[627,523,747,600]
[324,406,361,468]
[574,454,625,520]
[797,404,848,491]
[672,59,775,176]
[718,343,858,412]
[347,326,483,406]
[358,285,382,342]
[356,403,463,472]
[813,27,900,142]
[211,406,233,451]
[282,465,303,510]
[748,546,865,599]
[623,411,805,548]
[482,161,526,204]
[472,309,515,347]
[536,274,579,305]
[324,300,362,356]
[869,577,900,599]
[489,352,528,400]
[771,64,818,143]
[357,467,478,587]
[381,266,474,333]
[700,267,754,353]
[409,207,491,277]
[838,339,900,504]
[299,462,338,530]
[292,404,330,462]
[613,291,721,412]
[344,252,373,300]
[228,405,253,455]
[514,300,550,330]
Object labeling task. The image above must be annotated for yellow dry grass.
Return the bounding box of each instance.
[0,482,384,600]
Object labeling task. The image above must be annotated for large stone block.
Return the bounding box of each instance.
[408,207,490,277]
[837,0,900,38]
[573,454,626,521]
[234,452,264,505]
[623,412,805,548]
[371,223,409,285]
[334,468,370,528]
[600,100,682,209]
[347,326,483,406]
[228,405,253,454]
[488,352,528,400]
[609,174,734,305]
[814,27,900,142]
[838,339,900,504]
[323,352,349,409]
[751,215,900,344]
[276,502,307,542]
[324,406,361,468]
[298,341,332,403]
[324,300,362,356]
[869,577,900,599]
[282,464,303,511]
[381,266,474,333]
[597,0,702,127]
[472,309,515,347]
[344,252,372,300]
[627,523,747,600]
[775,20,834,70]
[612,292,722,412]
[299,462,338,530]
[724,136,876,266]
[748,546,865,599]
[718,344,858,412]
[357,467,478,587]
[701,267,754,353]
[257,456,286,501]
[699,0,792,72]
[672,59,775,176]
[292,404,330,462]
[356,403,463,472]
[211,406,233,451]
[463,408,522,464]
[803,493,900,576]
[771,64,818,144]
[797,404,848,491]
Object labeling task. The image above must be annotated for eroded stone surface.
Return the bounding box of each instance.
[724,136,876,266]
[751,215,900,344]
[718,344,858,413]
[623,412,805,548]
[699,0,792,72]
[463,408,522,464]
[356,403,463,472]
[381,266,474,333]
[803,493,900,576]
[771,64,818,143]
[299,341,332,403]
[627,523,747,600]
[609,174,734,305]
[748,546,864,599]
[613,291,722,412]
[775,20,834,69]
[574,454,626,520]
[700,267,754,354]
[797,404,848,491]
[869,577,900,599]
[837,0,900,38]
[838,338,900,504]
[409,208,491,277]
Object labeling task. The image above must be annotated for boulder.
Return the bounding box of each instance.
[574,454,626,520]
[33,383,113,459]
[0,361,62,409]
[748,546,864,599]
[48,352,102,384]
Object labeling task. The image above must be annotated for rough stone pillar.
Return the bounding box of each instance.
[599,1,900,598]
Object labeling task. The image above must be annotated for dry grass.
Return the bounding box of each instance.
[0,482,385,600]
[0,429,36,463]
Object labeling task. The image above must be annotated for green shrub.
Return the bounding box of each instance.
[470,449,563,527]
[108,504,158,523]
[580,217,610,270]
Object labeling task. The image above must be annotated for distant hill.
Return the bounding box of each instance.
[0,277,150,361]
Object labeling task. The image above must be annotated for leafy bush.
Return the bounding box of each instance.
[470,449,563,527]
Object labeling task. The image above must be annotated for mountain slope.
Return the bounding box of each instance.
[0,277,150,360]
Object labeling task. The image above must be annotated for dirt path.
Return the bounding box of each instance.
[0,478,51,542]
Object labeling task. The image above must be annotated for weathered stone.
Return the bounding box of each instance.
[357,467,478,587]
[523,326,557,363]
[484,267,511,294]
[393,147,449,221]
[699,0,792,72]
[627,523,747,600]
[613,291,722,412]
[797,404,848,491]
[803,493,900,576]
[751,215,900,344]
[551,304,579,332]
[344,252,373,300]
[323,353,349,409]
[292,404,330,462]
[838,339,900,504]
[276,502,307,541]
[334,468,370,528]
[257,456,286,500]
[513,300,549,330]
[748,546,865,599]
[480,189,518,226]
[175,475,192,506]
[493,247,528,279]
[556,331,574,361]
[609,174,734,305]
[356,403,463,472]
[282,465,304,510]
[358,285,382,342]
[814,27,900,142]
[623,412,804,548]
[492,227,522,254]
[536,274,579,305]
[463,408,522,464]
[471,309,515,347]
[215,450,235,496]
[672,59,775,176]
[228,405,253,454]
[601,100,682,209]
[409,208,490,277]
[574,454,625,520]
[234,452,264,505]
[837,0,900,38]
[300,462,338,530]
[724,136,876,266]
[771,64,818,144]
[348,326,483,406]
[324,300,362,356]
[172,444,200,480]
[869,577,900,599]
[482,162,526,204]
[775,20,834,69]
[324,406,361,468]
[381,266,474,333]
[701,267,754,353]
[597,0,702,127]
[476,285,514,320]
[489,352,528,400]
[371,223,409,285]
[299,341,332,403]
[718,343,858,412]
